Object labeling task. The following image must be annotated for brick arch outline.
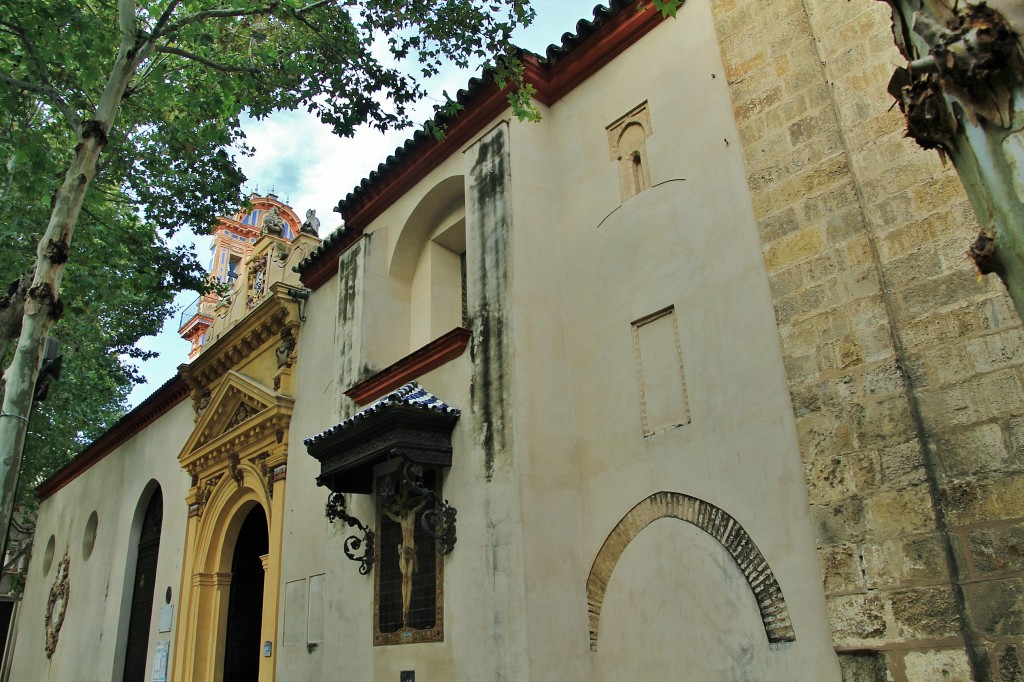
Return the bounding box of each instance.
[586,491,795,651]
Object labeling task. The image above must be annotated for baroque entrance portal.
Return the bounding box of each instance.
[170,229,306,681]
[171,369,294,682]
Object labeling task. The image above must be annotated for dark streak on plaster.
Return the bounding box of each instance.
[337,238,365,420]
[467,126,511,482]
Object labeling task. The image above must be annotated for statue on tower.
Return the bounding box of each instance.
[262,206,285,237]
[300,208,320,236]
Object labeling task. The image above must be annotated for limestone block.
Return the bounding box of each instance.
[887,586,961,640]
[838,650,890,682]
[824,208,868,245]
[967,328,1024,374]
[918,371,1024,434]
[797,409,857,459]
[947,465,1024,523]
[929,423,1011,481]
[812,498,866,546]
[826,592,887,645]
[877,440,928,488]
[860,360,905,397]
[963,578,1024,637]
[804,457,859,505]
[863,485,936,541]
[917,343,978,390]
[898,269,988,321]
[902,649,974,682]
[763,227,825,271]
[862,533,950,589]
[768,265,805,299]
[850,393,917,450]
[818,543,864,594]
[975,292,1019,334]
[1008,416,1024,460]
[968,523,1024,575]
[881,249,945,289]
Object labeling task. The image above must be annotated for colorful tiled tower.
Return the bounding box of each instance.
[178,193,303,359]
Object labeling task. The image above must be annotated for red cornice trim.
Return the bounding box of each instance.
[540,4,663,103]
[345,328,472,405]
[35,376,190,502]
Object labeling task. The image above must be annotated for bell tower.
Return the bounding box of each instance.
[178,193,303,359]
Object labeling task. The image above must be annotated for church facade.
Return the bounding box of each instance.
[9,1,1024,681]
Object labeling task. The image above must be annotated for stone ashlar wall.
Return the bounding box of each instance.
[709,0,1024,679]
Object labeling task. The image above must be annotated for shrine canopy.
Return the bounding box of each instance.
[304,383,460,494]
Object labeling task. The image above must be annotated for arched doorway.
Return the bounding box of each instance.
[222,505,268,681]
[122,487,163,682]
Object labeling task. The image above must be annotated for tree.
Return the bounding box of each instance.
[0,92,206,522]
[0,0,534,550]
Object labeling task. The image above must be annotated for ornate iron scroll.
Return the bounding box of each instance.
[384,461,457,556]
[325,492,375,575]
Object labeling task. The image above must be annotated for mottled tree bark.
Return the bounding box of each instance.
[884,0,1024,320]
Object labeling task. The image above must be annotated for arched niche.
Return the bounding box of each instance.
[388,175,466,281]
[587,491,795,651]
[112,481,164,681]
[387,176,467,352]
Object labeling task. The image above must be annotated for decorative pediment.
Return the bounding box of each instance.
[179,371,294,475]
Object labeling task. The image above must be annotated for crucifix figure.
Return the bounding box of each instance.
[382,481,429,629]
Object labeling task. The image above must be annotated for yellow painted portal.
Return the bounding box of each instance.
[169,234,307,681]
[172,464,287,682]
[171,359,296,681]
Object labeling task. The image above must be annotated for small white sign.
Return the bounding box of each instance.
[151,640,169,682]
[158,605,173,633]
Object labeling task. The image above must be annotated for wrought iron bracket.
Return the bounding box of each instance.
[381,459,457,556]
[325,492,375,575]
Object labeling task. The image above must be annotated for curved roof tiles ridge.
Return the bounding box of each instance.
[296,0,642,282]
[303,381,460,447]
[543,0,627,62]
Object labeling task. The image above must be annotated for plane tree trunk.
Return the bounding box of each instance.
[884,0,1024,319]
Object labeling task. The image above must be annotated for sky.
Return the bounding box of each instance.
[125,0,605,408]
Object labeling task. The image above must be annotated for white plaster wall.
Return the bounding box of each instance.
[275,270,336,681]
[10,398,193,682]
[277,3,842,680]
[279,124,539,681]
[503,0,840,678]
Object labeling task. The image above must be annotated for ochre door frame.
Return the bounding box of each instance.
[172,460,286,682]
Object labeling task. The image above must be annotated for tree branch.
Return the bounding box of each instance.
[0,20,83,134]
[294,0,338,16]
[154,5,272,39]
[152,45,259,74]
[155,0,342,39]
[0,72,82,133]
[151,0,184,37]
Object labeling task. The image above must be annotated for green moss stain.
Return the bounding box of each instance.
[467,126,511,482]
[336,238,364,418]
